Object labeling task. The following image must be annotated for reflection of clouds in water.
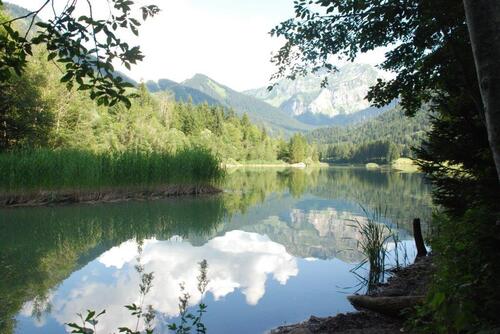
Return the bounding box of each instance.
[99,239,158,269]
[38,231,298,333]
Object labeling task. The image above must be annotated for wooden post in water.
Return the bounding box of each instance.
[413,218,427,258]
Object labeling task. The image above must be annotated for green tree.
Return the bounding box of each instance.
[386,142,400,163]
[0,1,160,107]
[288,133,307,163]
[0,58,53,150]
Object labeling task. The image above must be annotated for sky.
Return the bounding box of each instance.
[7,0,388,91]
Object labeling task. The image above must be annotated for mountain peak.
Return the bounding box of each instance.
[146,73,312,135]
[244,63,387,126]
[190,73,211,80]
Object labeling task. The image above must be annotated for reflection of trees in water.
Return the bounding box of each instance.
[0,198,226,333]
[0,168,432,333]
[310,168,433,227]
[221,168,432,264]
[224,168,432,228]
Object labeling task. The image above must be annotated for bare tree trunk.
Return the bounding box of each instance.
[413,218,427,258]
[463,0,500,183]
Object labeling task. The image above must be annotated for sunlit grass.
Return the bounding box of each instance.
[0,148,223,192]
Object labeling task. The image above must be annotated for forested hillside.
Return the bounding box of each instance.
[145,78,220,106]
[308,107,430,163]
[0,48,318,165]
[147,74,313,136]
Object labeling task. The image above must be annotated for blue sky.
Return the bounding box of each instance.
[8,0,386,91]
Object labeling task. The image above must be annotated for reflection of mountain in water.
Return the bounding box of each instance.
[241,214,363,263]
[224,167,433,229]
[0,168,432,333]
[225,205,368,263]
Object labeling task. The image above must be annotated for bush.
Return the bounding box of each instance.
[410,208,500,332]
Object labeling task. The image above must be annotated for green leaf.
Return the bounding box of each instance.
[47,52,57,61]
[85,310,96,322]
[129,18,140,26]
[60,71,73,83]
[36,22,51,29]
[430,292,446,308]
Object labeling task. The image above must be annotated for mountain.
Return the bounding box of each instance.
[245,63,390,126]
[145,79,220,105]
[182,74,313,134]
[147,74,313,136]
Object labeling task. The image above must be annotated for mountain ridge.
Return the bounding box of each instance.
[147,74,313,136]
[245,63,390,127]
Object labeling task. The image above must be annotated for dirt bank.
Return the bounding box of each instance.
[271,256,434,334]
[0,184,222,208]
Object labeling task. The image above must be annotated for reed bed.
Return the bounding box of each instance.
[0,148,224,192]
[349,206,408,293]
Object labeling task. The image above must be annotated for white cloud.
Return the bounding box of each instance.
[33,231,298,333]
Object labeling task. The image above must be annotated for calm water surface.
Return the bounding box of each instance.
[0,168,432,334]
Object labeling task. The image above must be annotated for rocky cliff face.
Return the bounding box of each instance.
[245,63,385,124]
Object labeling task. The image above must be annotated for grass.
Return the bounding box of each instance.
[349,206,413,293]
[0,148,224,192]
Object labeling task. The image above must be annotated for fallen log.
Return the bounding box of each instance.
[347,295,424,318]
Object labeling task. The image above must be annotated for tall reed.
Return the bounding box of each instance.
[349,206,392,293]
[0,148,223,192]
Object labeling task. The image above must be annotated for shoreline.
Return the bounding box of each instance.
[0,184,222,208]
[222,161,420,172]
[271,256,433,334]
[223,162,330,169]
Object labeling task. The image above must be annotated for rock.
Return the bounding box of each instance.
[291,162,307,168]
[309,315,322,322]
[289,328,313,334]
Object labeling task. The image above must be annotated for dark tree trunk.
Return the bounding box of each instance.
[413,218,427,258]
[463,0,500,183]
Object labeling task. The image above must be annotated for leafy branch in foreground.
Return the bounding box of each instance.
[168,259,209,334]
[0,0,160,107]
[66,240,156,334]
[67,309,106,334]
[66,252,210,334]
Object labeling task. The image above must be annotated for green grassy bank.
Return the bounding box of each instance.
[0,148,223,196]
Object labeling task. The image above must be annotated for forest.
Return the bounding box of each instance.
[309,107,429,163]
[0,51,317,164]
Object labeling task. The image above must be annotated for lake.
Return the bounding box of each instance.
[0,167,432,334]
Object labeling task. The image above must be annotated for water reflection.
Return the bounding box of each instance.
[19,232,297,333]
[0,167,432,334]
